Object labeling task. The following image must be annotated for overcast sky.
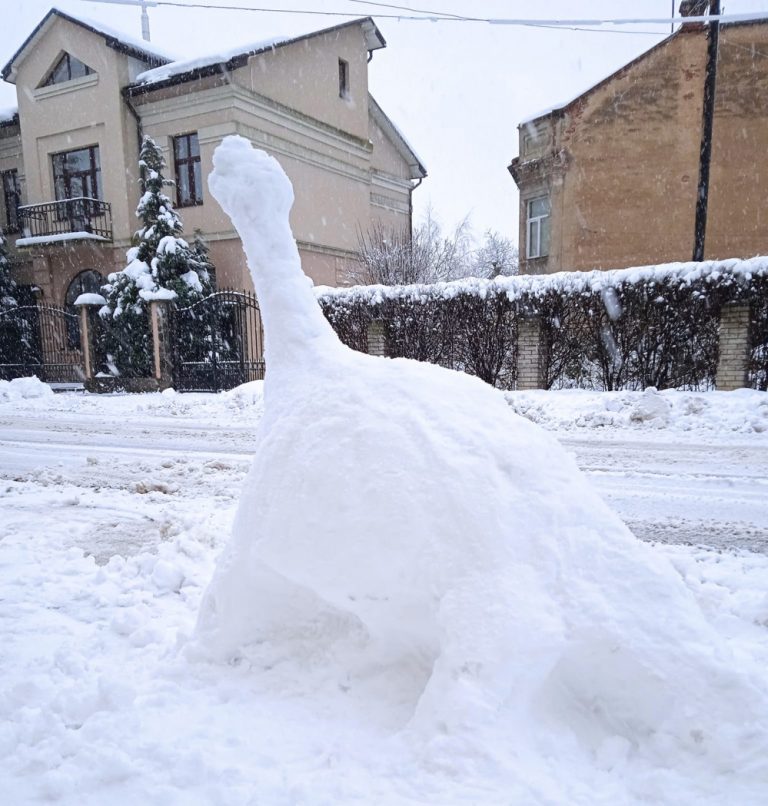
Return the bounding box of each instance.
[2,1,766,245]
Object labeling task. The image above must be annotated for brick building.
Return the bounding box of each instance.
[508,4,768,275]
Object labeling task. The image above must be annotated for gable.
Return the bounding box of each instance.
[40,52,94,88]
[2,8,171,84]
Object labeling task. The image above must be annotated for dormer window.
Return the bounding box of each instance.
[42,53,93,87]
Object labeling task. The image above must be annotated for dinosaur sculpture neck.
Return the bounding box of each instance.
[208,137,340,372]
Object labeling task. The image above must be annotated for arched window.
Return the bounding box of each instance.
[65,270,103,348]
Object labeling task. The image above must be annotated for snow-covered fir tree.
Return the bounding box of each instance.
[0,233,19,311]
[100,136,214,373]
[190,229,216,291]
[101,135,212,319]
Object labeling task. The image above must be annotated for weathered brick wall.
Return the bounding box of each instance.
[366,320,387,357]
[715,303,750,390]
[516,316,543,390]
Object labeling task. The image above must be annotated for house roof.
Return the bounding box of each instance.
[1,6,175,83]
[369,95,427,180]
[130,17,386,93]
[519,18,768,127]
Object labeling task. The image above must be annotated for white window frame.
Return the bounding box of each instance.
[526,196,550,259]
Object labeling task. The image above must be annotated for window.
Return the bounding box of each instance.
[52,146,102,201]
[42,53,93,87]
[173,133,202,207]
[338,58,349,99]
[2,169,21,233]
[526,196,550,259]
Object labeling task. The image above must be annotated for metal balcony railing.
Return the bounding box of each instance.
[18,197,113,242]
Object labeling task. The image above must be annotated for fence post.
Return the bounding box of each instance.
[715,302,750,390]
[516,313,544,390]
[150,299,174,389]
[367,319,387,357]
[73,295,106,381]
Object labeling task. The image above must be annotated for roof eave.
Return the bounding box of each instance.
[128,16,387,95]
[369,95,427,180]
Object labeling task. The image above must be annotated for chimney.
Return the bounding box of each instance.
[679,1,710,31]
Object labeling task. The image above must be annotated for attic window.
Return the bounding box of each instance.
[338,58,349,99]
[42,53,93,87]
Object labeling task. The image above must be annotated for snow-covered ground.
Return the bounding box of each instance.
[1,378,767,804]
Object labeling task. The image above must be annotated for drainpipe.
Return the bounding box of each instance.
[409,175,423,237]
[692,0,720,262]
[121,86,143,157]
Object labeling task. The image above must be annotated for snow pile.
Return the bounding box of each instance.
[507,387,768,433]
[317,254,768,305]
[195,135,768,790]
[0,376,54,401]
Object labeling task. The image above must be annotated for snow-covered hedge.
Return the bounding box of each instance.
[317,257,768,390]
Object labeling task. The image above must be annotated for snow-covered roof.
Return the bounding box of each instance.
[369,95,427,180]
[133,17,385,89]
[2,7,175,84]
[135,36,289,86]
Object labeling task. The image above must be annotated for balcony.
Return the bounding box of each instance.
[16,198,113,246]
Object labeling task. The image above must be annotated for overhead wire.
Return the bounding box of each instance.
[78,0,768,37]
[144,1,768,30]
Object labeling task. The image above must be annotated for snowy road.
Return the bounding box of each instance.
[2,389,766,557]
[564,435,768,553]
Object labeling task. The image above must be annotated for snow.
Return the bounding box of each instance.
[1,381,767,804]
[0,375,54,401]
[316,255,768,305]
[139,287,177,302]
[73,293,106,307]
[49,5,177,63]
[14,232,109,247]
[197,135,768,795]
[135,35,287,85]
[507,387,768,434]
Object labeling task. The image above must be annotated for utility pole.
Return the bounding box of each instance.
[693,0,721,262]
[80,0,157,42]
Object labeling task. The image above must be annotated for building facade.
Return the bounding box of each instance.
[508,6,768,275]
[0,9,425,308]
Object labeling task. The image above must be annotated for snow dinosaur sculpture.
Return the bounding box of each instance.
[197,136,765,760]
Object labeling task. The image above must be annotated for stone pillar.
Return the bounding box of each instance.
[150,300,174,389]
[716,302,750,391]
[516,314,544,390]
[73,295,106,381]
[367,319,387,357]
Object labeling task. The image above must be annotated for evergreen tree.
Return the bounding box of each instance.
[102,135,209,315]
[100,135,213,374]
[0,234,18,311]
[190,229,216,291]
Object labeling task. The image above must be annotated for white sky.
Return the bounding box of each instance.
[2,0,766,245]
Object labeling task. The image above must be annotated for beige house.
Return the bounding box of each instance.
[508,5,768,275]
[0,8,425,308]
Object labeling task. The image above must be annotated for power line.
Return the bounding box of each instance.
[348,0,468,20]
[146,2,768,29]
